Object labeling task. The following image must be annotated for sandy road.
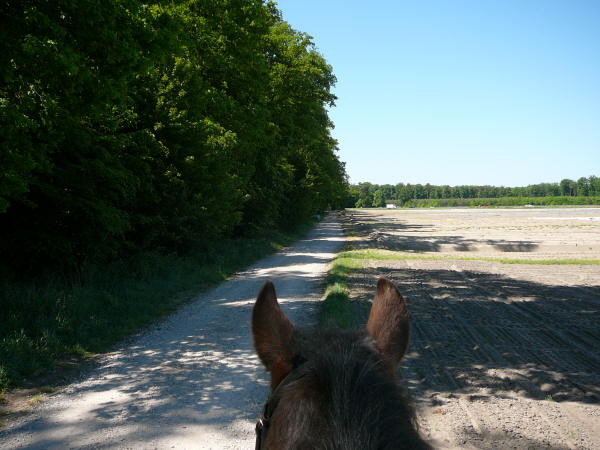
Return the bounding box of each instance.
[0,216,344,449]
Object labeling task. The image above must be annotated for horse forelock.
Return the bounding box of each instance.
[266,327,430,450]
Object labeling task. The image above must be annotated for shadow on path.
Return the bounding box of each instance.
[348,265,600,404]
[0,216,344,449]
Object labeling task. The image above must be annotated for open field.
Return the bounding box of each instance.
[337,208,600,449]
[346,207,600,261]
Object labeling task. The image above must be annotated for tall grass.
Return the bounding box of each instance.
[0,224,313,391]
[318,252,363,329]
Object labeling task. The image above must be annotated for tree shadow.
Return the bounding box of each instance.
[0,216,344,448]
[344,211,540,253]
[347,266,600,404]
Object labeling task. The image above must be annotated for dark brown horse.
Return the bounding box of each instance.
[252,277,431,449]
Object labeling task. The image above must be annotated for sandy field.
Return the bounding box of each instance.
[349,207,600,260]
[343,208,600,449]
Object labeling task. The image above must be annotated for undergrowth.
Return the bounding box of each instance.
[0,222,314,391]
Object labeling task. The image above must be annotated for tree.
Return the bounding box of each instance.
[0,0,348,275]
[589,176,600,196]
[0,0,153,271]
[560,179,575,196]
[372,189,385,207]
[576,177,590,196]
[348,175,599,206]
[262,20,345,226]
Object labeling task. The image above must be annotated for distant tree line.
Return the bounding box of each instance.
[0,0,347,276]
[348,176,600,207]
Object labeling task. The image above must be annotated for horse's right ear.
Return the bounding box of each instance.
[252,281,295,388]
[365,277,410,369]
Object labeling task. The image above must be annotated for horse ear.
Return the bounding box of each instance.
[252,281,295,388]
[365,278,410,368]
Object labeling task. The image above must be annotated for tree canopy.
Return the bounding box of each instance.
[348,176,600,207]
[0,0,347,275]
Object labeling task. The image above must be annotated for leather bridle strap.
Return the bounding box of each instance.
[255,366,308,450]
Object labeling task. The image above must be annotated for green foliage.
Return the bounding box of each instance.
[0,1,347,387]
[248,20,347,228]
[0,221,314,390]
[372,189,386,207]
[406,196,600,208]
[349,177,600,208]
[0,1,346,274]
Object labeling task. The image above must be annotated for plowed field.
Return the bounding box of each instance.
[342,208,600,449]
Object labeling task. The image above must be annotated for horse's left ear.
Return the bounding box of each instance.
[365,277,410,369]
[252,281,295,388]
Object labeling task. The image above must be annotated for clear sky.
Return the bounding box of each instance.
[274,0,600,186]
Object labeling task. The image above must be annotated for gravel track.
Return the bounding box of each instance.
[0,216,344,449]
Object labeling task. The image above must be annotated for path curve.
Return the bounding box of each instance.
[0,215,344,449]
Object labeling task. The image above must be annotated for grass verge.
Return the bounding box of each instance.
[318,247,599,330]
[318,249,365,329]
[0,222,314,392]
[336,249,600,266]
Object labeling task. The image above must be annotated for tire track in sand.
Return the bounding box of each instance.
[390,260,600,449]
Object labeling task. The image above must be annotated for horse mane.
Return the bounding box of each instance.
[268,327,430,450]
[252,278,431,449]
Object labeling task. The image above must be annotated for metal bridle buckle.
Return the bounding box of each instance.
[255,417,266,450]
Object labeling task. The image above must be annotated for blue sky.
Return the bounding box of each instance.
[274,0,600,186]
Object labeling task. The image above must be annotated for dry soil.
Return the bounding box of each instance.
[343,207,600,449]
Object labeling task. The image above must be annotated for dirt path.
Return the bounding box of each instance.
[343,208,600,449]
[0,216,344,449]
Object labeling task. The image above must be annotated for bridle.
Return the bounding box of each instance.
[255,364,308,450]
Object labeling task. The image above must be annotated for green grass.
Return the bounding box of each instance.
[0,222,314,391]
[318,252,363,329]
[337,249,600,266]
[27,394,44,407]
[401,196,600,208]
[318,247,600,330]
